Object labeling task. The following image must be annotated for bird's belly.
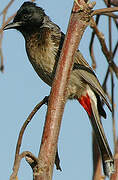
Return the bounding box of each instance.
[26,40,57,86]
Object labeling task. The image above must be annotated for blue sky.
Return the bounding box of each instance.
[1,0,118,180]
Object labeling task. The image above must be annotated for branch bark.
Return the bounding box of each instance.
[35,1,95,180]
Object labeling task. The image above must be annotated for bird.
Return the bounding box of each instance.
[4,1,114,177]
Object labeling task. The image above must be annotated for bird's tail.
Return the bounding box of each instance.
[90,98,114,177]
[78,88,114,177]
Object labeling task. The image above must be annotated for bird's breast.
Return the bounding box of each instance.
[25,33,58,86]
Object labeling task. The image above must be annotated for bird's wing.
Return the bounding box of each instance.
[73,51,112,111]
[58,32,111,111]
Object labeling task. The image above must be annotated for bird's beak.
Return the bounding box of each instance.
[3,22,22,30]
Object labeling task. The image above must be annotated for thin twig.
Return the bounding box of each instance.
[100,13,118,18]
[111,0,118,7]
[89,15,100,69]
[10,96,48,180]
[113,19,118,30]
[15,96,48,156]
[102,67,110,93]
[113,41,118,58]
[90,18,118,78]
[0,0,15,15]
[0,14,5,71]
[0,0,15,71]
[92,6,118,16]
[10,151,38,180]
[103,0,118,29]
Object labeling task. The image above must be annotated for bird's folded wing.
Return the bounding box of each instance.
[73,51,111,111]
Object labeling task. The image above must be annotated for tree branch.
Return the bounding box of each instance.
[89,15,100,69]
[92,6,118,16]
[90,18,118,78]
[35,1,95,180]
[10,151,38,180]
[10,96,48,180]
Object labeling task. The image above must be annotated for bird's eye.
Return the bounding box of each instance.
[22,13,32,22]
[23,14,28,19]
[21,9,32,21]
[13,9,32,23]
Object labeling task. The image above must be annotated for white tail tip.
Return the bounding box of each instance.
[104,160,115,177]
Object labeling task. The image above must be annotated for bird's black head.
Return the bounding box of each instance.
[4,2,46,33]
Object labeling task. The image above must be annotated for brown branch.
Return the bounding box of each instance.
[90,19,118,78]
[103,0,118,29]
[113,19,118,30]
[0,47,4,71]
[0,0,15,15]
[15,96,48,156]
[92,7,118,16]
[0,0,15,71]
[9,96,62,180]
[0,14,5,71]
[89,15,100,69]
[102,67,114,106]
[9,96,48,180]
[100,13,118,18]
[10,151,38,180]
[27,151,61,180]
[102,67,110,93]
[34,1,95,180]
[0,12,16,71]
[110,0,118,7]
[113,41,118,58]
